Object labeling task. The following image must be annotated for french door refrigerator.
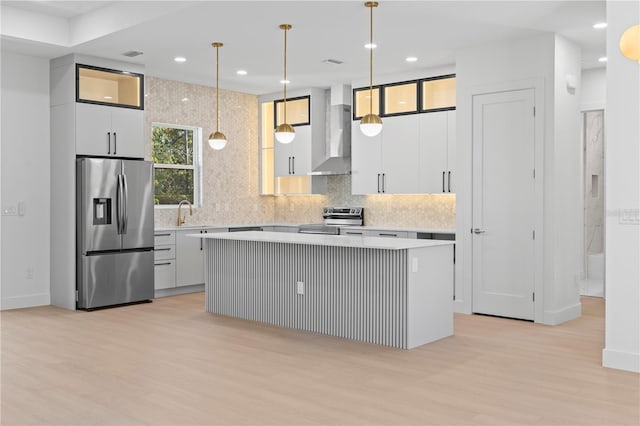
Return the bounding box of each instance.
[76,158,154,309]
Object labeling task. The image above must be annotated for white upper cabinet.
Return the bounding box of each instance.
[76,103,144,158]
[351,115,420,194]
[419,110,456,193]
[381,115,420,194]
[274,125,312,177]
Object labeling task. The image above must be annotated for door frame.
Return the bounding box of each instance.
[457,77,545,323]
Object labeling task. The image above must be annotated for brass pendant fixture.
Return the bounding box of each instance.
[208,42,227,150]
[360,1,383,137]
[619,25,640,64]
[275,24,295,144]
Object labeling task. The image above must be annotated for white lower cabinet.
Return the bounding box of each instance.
[175,227,226,287]
[341,228,409,238]
[154,231,176,290]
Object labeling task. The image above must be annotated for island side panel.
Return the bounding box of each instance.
[406,244,454,349]
[204,238,410,348]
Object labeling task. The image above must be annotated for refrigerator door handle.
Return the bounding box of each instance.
[116,174,123,234]
[122,173,128,234]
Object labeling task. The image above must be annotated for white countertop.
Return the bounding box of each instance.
[342,226,455,234]
[188,231,454,250]
[155,223,301,232]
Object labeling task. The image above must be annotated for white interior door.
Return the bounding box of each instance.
[472,88,536,320]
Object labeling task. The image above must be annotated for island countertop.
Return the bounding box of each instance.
[188,230,454,250]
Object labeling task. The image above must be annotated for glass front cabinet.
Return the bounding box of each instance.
[76,64,144,110]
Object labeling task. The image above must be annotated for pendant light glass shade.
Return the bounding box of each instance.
[275,24,295,144]
[209,42,227,150]
[619,25,640,63]
[360,1,382,137]
[208,131,227,150]
[360,113,383,137]
[275,123,295,144]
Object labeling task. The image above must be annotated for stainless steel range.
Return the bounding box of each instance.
[298,207,364,235]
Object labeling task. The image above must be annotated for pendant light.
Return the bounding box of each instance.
[360,1,382,137]
[619,25,640,64]
[275,24,295,144]
[208,42,227,150]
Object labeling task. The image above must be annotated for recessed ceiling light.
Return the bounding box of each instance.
[236,70,248,75]
[181,97,189,102]
[398,100,407,105]
[406,56,418,62]
[174,57,187,63]
[103,96,113,100]
[598,56,608,62]
[364,43,377,49]
[280,79,290,84]
[593,22,607,29]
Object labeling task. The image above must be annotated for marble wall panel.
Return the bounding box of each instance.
[583,110,604,255]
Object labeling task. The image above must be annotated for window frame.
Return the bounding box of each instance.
[151,122,203,208]
[352,74,456,120]
[273,95,311,127]
[76,63,145,110]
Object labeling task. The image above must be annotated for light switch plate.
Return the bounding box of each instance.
[2,205,17,216]
[619,209,640,225]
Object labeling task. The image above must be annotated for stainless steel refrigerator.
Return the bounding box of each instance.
[76,158,154,309]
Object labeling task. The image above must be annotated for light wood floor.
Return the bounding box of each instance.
[1,294,638,425]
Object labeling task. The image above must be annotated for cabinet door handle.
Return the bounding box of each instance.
[113,132,117,155]
[292,157,295,174]
[155,248,172,252]
[442,171,446,192]
[382,173,386,193]
[154,233,171,237]
[154,262,172,266]
[107,132,111,154]
[288,157,292,174]
[448,171,452,193]
[379,233,398,237]
[377,173,381,193]
[200,230,203,251]
[346,231,364,235]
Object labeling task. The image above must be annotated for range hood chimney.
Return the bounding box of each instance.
[309,84,352,175]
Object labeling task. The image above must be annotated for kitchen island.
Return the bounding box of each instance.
[193,231,454,349]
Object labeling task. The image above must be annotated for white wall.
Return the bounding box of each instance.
[1,51,51,309]
[603,1,640,373]
[581,68,606,111]
[455,34,583,324]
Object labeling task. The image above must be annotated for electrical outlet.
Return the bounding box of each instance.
[296,281,304,295]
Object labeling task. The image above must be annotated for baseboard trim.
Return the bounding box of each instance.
[1,293,50,310]
[603,348,640,373]
[155,284,204,298]
[542,302,582,325]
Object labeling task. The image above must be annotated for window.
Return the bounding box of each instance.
[275,96,310,126]
[151,123,202,206]
[421,76,456,111]
[384,81,418,115]
[76,64,144,109]
[353,87,380,119]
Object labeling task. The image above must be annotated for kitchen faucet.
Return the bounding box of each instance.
[177,199,193,226]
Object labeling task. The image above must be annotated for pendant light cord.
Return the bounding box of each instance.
[216,44,220,132]
[369,3,373,115]
[283,26,288,123]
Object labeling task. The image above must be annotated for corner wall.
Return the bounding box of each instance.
[603,1,640,373]
[0,51,51,309]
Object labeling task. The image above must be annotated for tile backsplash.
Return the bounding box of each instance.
[149,77,455,229]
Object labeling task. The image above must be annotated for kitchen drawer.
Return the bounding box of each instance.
[374,231,408,238]
[154,259,176,290]
[154,231,175,246]
[154,244,175,261]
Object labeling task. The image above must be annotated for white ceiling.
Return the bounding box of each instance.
[1,1,607,95]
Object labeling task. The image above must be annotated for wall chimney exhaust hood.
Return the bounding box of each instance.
[309,85,352,175]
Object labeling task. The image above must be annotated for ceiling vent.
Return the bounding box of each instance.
[322,59,344,65]
[122,51,144,58]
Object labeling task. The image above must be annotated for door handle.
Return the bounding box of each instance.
[121,173,128,234]
[154,262,172,266]
[473,228,485,234]
[113,132,117,155]
[448,171,452,193]
[382,173,386,193]
[116,174,123,234]
[155,247,172,252]
[107,132,111,154]
[377,173,381,193]
[442,171,446,192]
[288,157,292,174]
[292,157,295,174]
[200,230,203,251]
